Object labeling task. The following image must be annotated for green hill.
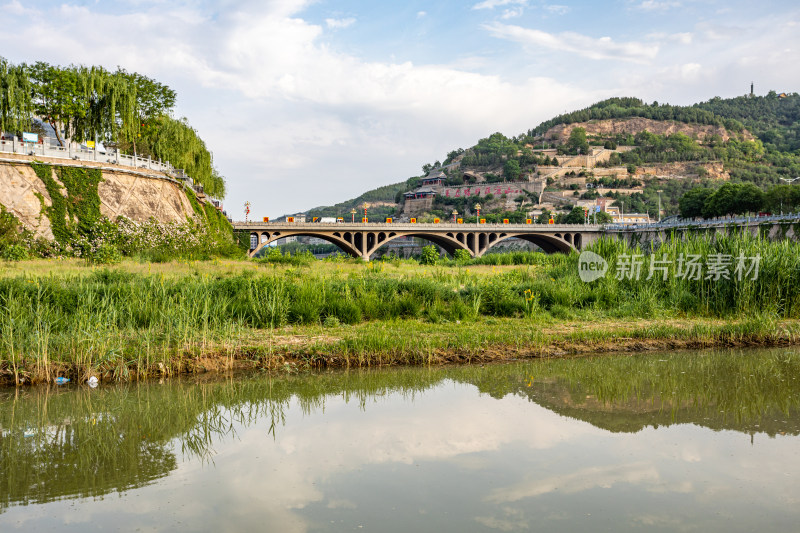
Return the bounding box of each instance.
[305,92,800,220]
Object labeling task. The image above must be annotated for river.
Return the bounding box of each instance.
[1,347,799,531]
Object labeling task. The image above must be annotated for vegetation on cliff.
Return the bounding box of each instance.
[1,162,239,261]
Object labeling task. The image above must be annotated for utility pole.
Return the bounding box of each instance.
[657,189,663,223]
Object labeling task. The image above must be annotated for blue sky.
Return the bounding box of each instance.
[2,0,799,218]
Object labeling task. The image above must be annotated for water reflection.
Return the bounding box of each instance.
[1,347,799,531]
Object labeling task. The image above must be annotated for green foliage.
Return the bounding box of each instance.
[453,249,471,263]
[679,187,714,218]
[703,182,764,217]
[695,92,800,152]
[30,163,104,244]
[86,244,122,265]
[565,127,589,155]
[131,116,225,198]
[529,97,743,137]
[459,132,521,169]
[559,206,588,224]
[420,245,438,265]
[763,184,800,213]
[0,205,26,247]
[1,244,28,261]
[0,58,224,198]
[679,182,770,219]
[31,162,71,243]
[503,159,521,181]
[0,56,32,134]
[23,61,174,148]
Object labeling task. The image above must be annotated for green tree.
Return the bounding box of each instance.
[561,205,587,224]
[565,127,589,155]
[503,159,521,181]
[679,187,713,218]
[594,210,613,223]
[28,62,84,146]
[702,182,764,218]
[0,56,32,134]
[764,184,800,213]
[536,209,551,224]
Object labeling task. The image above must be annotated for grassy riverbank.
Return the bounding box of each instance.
[2,232,800,385]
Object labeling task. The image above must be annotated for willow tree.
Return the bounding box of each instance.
[0,57,32,135]
[2,58,224,198]
[145,116,226,198]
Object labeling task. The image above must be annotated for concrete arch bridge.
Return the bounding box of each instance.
[234,221,605,260]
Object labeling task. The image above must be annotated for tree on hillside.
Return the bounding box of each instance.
[560,206,587,224]
[28,62,85,146]
[503,159,521,181]
[565,127,589,155]
[679,187,714,219]
[764,184,800,213]
[702,182,764,218]
[138,116,226,198]
[0,56,32,134]
[536,209,551,224]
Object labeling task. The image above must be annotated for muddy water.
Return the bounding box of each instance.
[2,347,800,532]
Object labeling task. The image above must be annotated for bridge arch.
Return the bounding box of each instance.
[250,231,360,258]
[481,232,575,255]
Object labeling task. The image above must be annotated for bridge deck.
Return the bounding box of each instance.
[233,221,604,231]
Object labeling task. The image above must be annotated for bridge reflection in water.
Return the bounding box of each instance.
[233,222,604,260]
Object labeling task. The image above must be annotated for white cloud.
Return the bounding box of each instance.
[646,31,693,44]
[325,17,355,29]
[544,4,571,15]
[501,7,525,19]
[484,22,660,63]
[636,0,682,10]
[417,10,427,18]
[2,1,797,215]
[487,463,662,502]
[473,0,528,10]
[3,0,34,15]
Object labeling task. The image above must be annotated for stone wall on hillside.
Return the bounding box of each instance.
[403,181,542,215]
[0,158,198,239]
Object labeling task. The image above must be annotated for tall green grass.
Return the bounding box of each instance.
[1,232,799,384]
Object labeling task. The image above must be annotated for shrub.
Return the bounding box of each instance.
[323,315,341,328]
[420,245,438,265]
[453,249,471,263]
[1,244,29,261]
[86,244,122,265]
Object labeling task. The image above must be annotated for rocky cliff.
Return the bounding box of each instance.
[0,155,199,240]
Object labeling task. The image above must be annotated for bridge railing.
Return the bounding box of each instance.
[604,212,800,232]
[233,221,604,230]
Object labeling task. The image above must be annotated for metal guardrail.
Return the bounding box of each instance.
[0,138,180,177]
[0,137,222,202]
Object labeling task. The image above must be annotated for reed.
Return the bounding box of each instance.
[1,232,799,384]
